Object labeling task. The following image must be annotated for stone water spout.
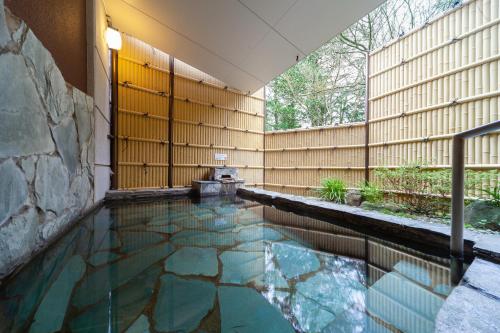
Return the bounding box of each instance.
[192,167,244,197]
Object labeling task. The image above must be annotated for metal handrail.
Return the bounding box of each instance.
[450,120,500,283]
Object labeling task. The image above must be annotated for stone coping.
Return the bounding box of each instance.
[105,188,192,201]
[435,258,500,332]
[105,186,500,262]
[192,180,220,184]
[237,187,500,262]
[236,187,500,332]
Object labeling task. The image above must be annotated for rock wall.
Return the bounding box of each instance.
[0,3,95,278]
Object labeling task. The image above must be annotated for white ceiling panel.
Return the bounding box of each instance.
[104,0,384,92]
[238,0,298,26]
[275,0,379,53]
[105,0,264,90]
[241,30,299,82]
[121,0,271,65]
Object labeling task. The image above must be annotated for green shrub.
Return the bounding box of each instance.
[465,170,495,192]
[482,185,500,207]
[428,169,452,198]
[372,164,498,217]
[466,170,500,207]
[359,182,383,203]
[375,163,451,216]
[318,178,347,203]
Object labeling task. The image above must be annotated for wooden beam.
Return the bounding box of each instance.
[168,56,175,188]
[110,49,119,189]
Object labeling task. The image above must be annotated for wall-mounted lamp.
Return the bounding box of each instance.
[105,27,122,50]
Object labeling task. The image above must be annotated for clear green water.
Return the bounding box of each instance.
[0,196,453,333]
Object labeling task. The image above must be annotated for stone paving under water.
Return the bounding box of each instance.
[0,196,454,333]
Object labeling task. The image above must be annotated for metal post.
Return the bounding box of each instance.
[263,86,266,189]
[450,136,464,284]
[449,120,500,284]
[110,49,119,189]
[364,53,370,184]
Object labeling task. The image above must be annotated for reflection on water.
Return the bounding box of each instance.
[0,196,454,332]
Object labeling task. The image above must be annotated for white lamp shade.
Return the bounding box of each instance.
[105,27,122,50]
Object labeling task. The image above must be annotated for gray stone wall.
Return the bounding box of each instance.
[0,3,95,278]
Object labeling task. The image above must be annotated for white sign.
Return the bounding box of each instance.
[214,153,227,161]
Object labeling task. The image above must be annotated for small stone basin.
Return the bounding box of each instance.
[192,167,244,197]
[192,179,244,197]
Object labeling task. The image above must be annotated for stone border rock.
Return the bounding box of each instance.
[237,187,500,262]
[435,258,500,332]
[4,184,500,331]
[105,188,192,201]
[235,187,500,332]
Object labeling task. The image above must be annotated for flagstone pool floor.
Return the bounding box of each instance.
[0,196,456,332]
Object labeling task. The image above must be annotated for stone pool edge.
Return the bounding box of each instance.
[435,258,500,332]
[237,187,500,333]
[105,188,192,201]
[237,187,500,262]
[1,189,191,283]
[0,199,105,283]
[2,186,499,331]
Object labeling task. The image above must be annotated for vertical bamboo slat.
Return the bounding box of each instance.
[264,125,366,196]
[173,58,264,187]
[367,0,500,194]
[117,35,264,189]
[117,35,170,189]
[115,0,498,194]
[266,0,499,197]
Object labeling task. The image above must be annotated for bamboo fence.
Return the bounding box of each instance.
[264,0,500,197]
[264,124,366,196]
[116,34,264,189]
[368,0,500,195]
[173,58,265,187]
[117,35,170,189]
[115,0,498,195]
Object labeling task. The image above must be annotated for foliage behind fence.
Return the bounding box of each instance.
[264,0,500,197]
[115,0,499,196]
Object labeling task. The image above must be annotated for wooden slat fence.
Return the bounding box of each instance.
[115,34,264,189]
[368,0,500,195]
[264,124,366,196]
[173,58,264,187]
[117,35,170,189]
[264,0,500,197]
[115,0,498,195]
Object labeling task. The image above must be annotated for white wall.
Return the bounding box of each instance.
[93,0,111,201]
